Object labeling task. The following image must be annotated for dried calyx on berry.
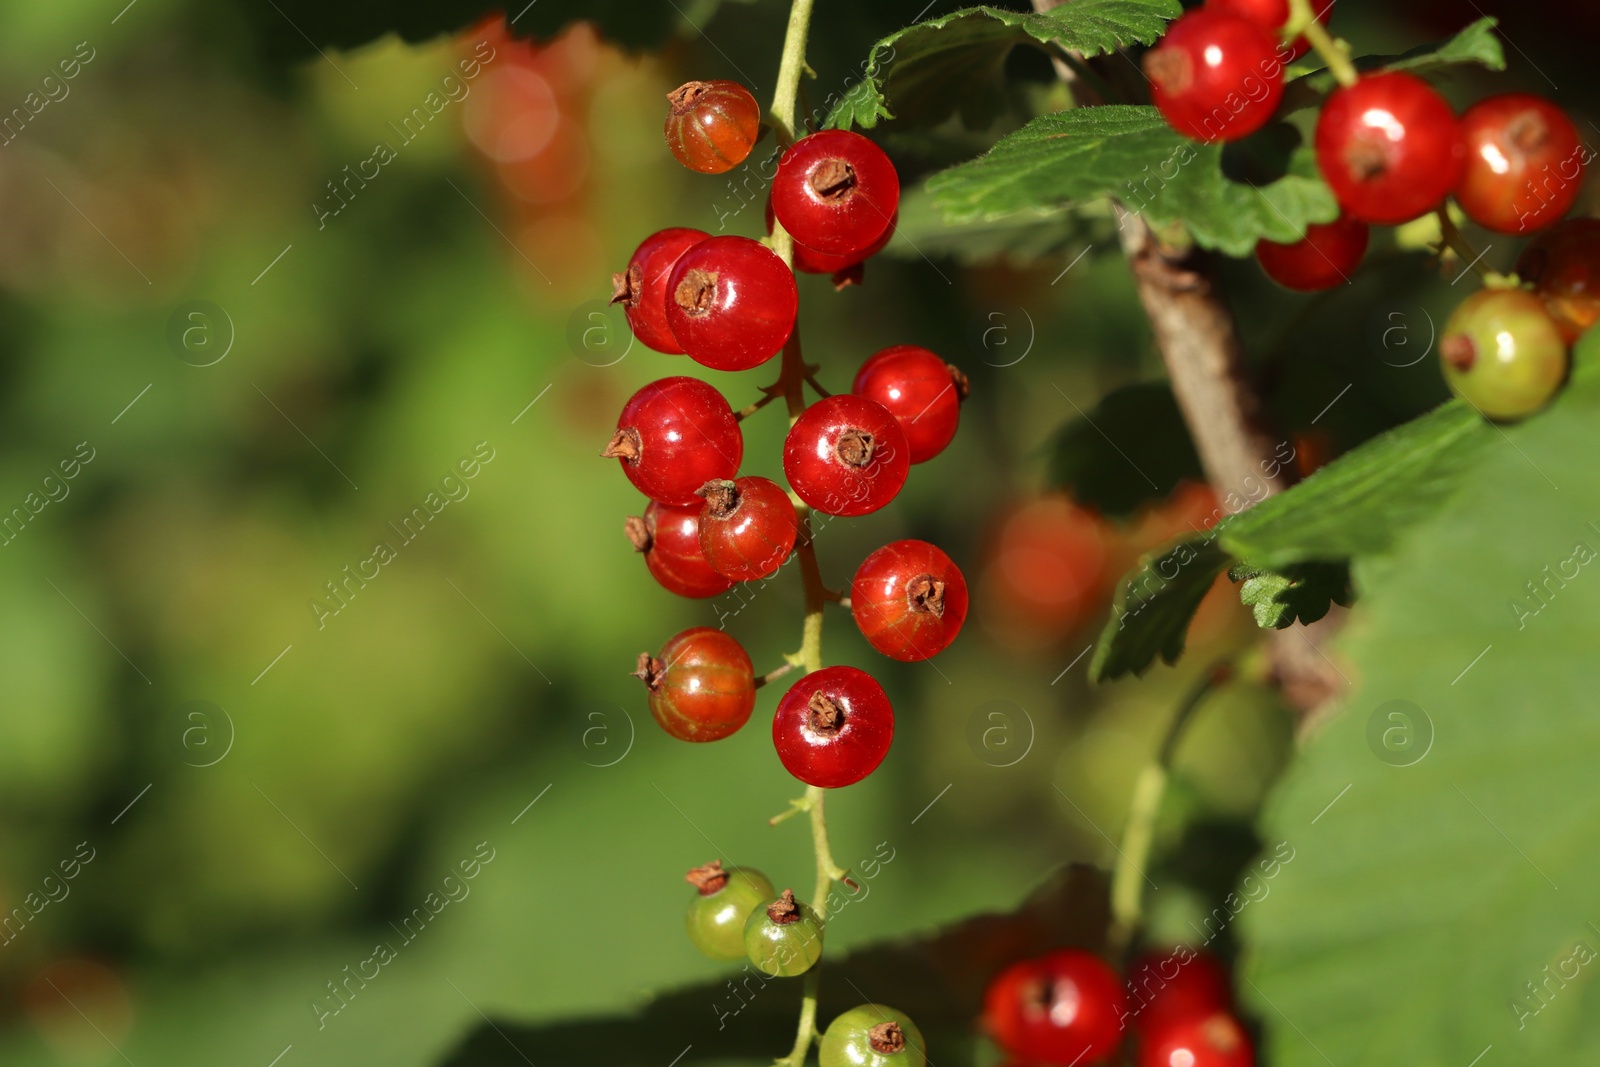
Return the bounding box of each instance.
[836,427,876,467]
[808,692,844,734]
[868,1021,907,1055]
[633,652,665,689]
[601,427,642,463]
[810,157,858,201]
[674,269,718,316]
[624,515,652,553]
[767,888,802,924]
[685,860,730,895]
[697,478,741,518]
[610,265,643,309]
[906,574,945,616]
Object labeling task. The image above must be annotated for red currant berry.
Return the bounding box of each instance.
[1455,93,1585,234]
[612,228,708,354]
[1139,1012,1254,1067]
[1440,288,1568,420]
[697,477,799,582]
[1517,217,1600,343]
[851,345,967,463]
[743,889,825,977]
[772,666,894,788]
[1254,213,1369,291]
[1125,948,1231,1035]
[685,861,774,960]
[983,950,1126,1066]
[626,502,734,600]
[603,377,742,506]
[820,1006,926,1067]
[782,395,910,517]
[666,236,799,371]
[1143,10,1285,143]
[1314,72,1465,225]
[1207,0,1334,61]
[764,196,896,287]
[636,627,755,742]
[663,80,762,175]
[772,130,900,256]
[851,540,969,662]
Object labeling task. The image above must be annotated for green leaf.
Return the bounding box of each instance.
[1090,538,1230,682]
[1231,561,1352,630]
[925,106,1339,256]
[1241,365,1600,1067]
[1048,382,1203,518]
[1282,17,1507,113]
[437,866,1109,1065]
[823,0,1180,131]
[881,182,1112,266]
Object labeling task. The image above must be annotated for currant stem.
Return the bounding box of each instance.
[1286,0,1358,88]
[1435,205,1493,283]
[736,392,781,421]
[756,662,798,689]
[1107,661,1233,956]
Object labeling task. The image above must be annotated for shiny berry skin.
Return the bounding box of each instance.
[983,949,1127,1066]
[1254,214,1369,291]
[666,236,798,372]
[772,666,894,788]
[765,197,896,284]
[603,377,742,506]
[772,130,900,256]
[1314,72,1465,225]
[636,628,756,742]
[782,395,910,517]
[851,540,969,662]
[1139,1012,1254,1067]
[820,1005,927,1067]
[684,861,774,960]
[852,345,968,463]
[1517,217,1600,342]
[1455,93,1585,234]
[626,502,734,600]
[1125,948,1231,1035]
[663,80,761,175]
[743,889,823,977]
[1440,288,1568,421]
[1208,0,1334,61]
[611,228,708,354]
[697,477,799,582]
[1142,10,1284,143]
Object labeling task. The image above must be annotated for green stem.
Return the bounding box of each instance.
[768,0,816,145]
[1107,662,1232,956]
[1286,0,1357,88]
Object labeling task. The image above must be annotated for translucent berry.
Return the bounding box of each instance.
[1207,0,1335,61]
[684,861,775,960]
[851,345,967,463]
[782,394,910,517]
[743,889,823,977]
[772,666,894,788]
[851,540,969,662]
[1139,1012,1254,1067]
[1254,214,1369,291]
[626,502,734,600]
[664,80,762,175]
[603,377,742,506]
[1125,948,1232,1034]
[636,628,755,742]
[1517,217,1600,342]
[772,130,900,256]
[1440,288,1569,420]
[1143,10,1285,143]
[697,477,799,582]
[1456,93,1585,234]
[666,235,798,372]
[1314,72,1465,225]
[820,1005,927,1067]
[612,228,708,354]
[983,950,1126,1066]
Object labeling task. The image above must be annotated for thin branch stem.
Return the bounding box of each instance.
[736,392,781,421]
[1108,661,1233,956]
[1435,206,1493,283]
[1286,0,1357,87]
[756,662,798,689]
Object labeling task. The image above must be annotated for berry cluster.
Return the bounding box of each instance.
[608,83,971,786]
[1141,5,1596,420]
[983,946,1252,1067]
[684,861,926,1065]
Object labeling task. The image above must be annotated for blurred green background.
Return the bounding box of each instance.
[0,0,1591,1064]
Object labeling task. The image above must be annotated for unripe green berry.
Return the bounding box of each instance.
[743,888,823,977]
[1441,288,1569,420]
[820,1004,926,1067]
[684,861,774,961]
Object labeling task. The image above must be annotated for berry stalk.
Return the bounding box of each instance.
[1286,0,1357,87]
